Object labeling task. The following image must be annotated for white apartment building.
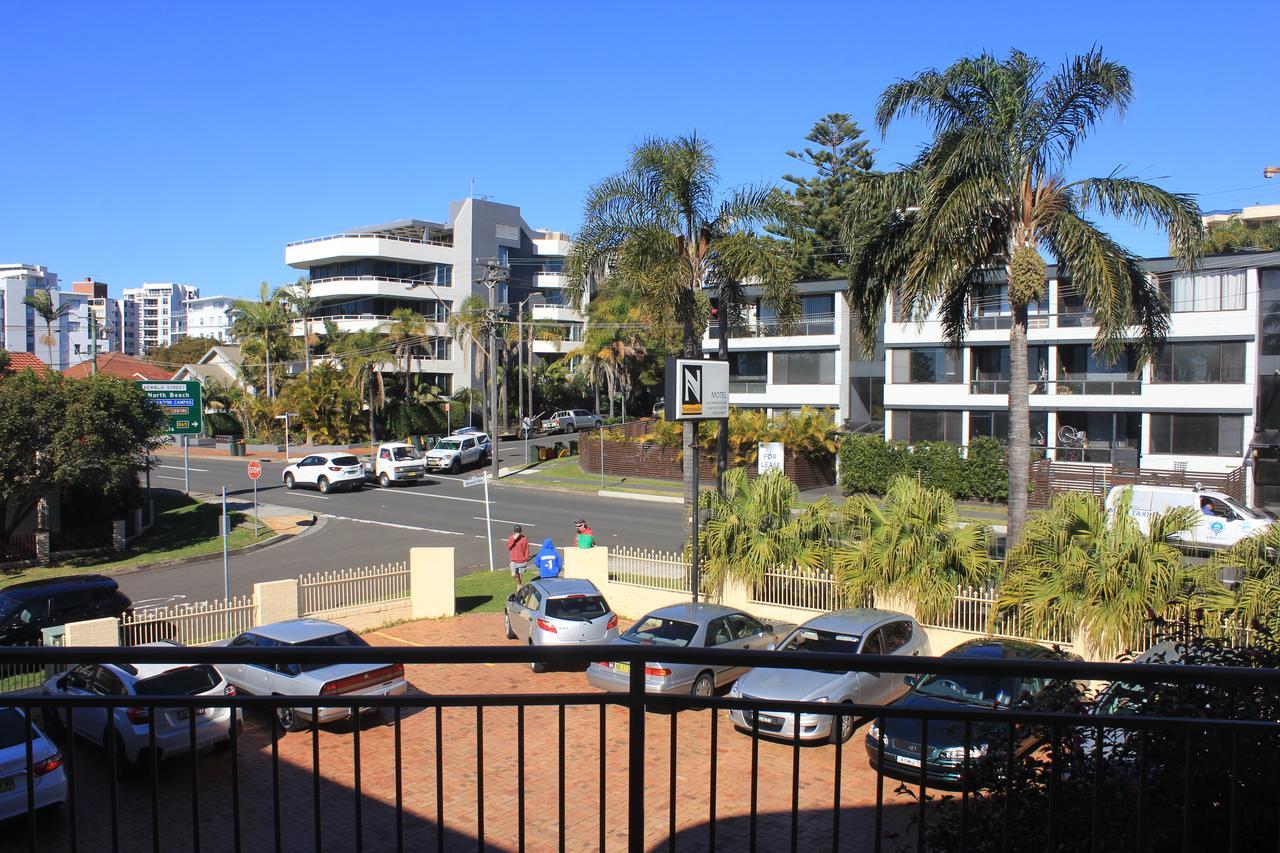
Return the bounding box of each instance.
[284,198,578,394]
[0,265,108,371]
[185,295,238,343]
[120,282,199,355]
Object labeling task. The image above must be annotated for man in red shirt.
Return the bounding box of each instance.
[505,525,531,590]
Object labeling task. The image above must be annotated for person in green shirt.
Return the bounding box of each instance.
[574,519,595,549]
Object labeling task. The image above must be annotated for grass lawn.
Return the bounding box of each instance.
[455,568,520,613]
[0,493,275,588]
[504,455,698,497]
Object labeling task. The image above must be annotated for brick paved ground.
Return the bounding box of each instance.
[1,614,924,852]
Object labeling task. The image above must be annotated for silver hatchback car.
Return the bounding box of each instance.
[503,578,620,672]
[586,602,791,696]
[728,608,929,744]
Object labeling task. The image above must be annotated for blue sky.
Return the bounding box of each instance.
[3,1,1278,299]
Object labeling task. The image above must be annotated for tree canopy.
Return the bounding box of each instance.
[144,336,224,367]
[1202,216,1280,255]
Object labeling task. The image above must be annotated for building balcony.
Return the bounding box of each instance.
[531,304,581,323]
[534,271,565,289]
[285,234,454,268]
[705,314,837,341]
[304,276,456,300]
[968,378,1142,396]
[532,234,572,256]
[531,339,577,356]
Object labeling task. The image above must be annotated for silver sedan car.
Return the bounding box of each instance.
[728,608,929,744]
[504,578,620,672]
[586,603,791,696]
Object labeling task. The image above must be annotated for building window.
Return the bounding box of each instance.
[728,352,766,393]
[757,294,835,335]
[1057,345,1140,394]
[1056,411,1142,464]
[1149,413,1244,457]
[969,410,1048,451]
[773,350,835,384]
[969,281,1048,330]
[851,376,884,424]
[970,346,1048,394]
[1161,269,1246,312]
[890,410,963,444]
[892,347,961,383]
[1153,341,1246,383]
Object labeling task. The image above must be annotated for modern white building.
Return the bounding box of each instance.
[0,266,109,371]
[284,198,578,394]
[185,295,238,343]
[0,264,59,358]
[120,282,199,355]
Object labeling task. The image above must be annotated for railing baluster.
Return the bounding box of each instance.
[313,705,322,851]
[709,704,718,852]
[66,705,78,853]
[559,704,566,852]
[435,704,445,853]
[749,713,759,853]
[475,706,484,852]
[791,710,801,853]
[597,704,604,853]
[24,705,35,853]
[190,705,201,853]
[229,700,241,853]
[272,710,282,853]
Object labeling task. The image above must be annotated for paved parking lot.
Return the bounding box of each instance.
[2,614,918,852]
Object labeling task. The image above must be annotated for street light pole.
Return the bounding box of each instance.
[477,260,510,482]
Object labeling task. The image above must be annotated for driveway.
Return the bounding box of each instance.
[5,614,917,852]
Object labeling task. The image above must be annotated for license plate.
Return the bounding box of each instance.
[614,662,630,674]
[759,714,782,726]
[897,755,922,768]
[404,472,420,478]
[0,777,14,793]
[177,708,207,721]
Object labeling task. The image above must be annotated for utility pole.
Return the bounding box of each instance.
[476,259,510,482]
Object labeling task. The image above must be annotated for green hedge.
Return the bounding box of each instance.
[838,434,1008,501]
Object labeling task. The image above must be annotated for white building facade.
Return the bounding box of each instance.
[185,295,238,343]
[120,283,199,355]
[284,198,578,394]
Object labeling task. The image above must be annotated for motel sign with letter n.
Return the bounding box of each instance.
[664,358,729,421]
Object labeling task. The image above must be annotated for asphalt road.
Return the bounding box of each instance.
[124,435,684,606]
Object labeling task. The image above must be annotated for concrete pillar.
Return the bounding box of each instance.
[64,616,120,647]
[35,530,50,564]
[563,545,608,589]
[112,519,127,551]
[410,547,456,619]
[254,578,299,625]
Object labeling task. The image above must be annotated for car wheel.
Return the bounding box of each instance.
[504,612,517,640]
[276,705,309,733]
[317,477,331,494]
[379,473,391,488]
[284,473,296,490]
[449,459,461,475]
[691,671,716,699]
[830,702,855,745]
[479,451,489,467]
[529,641,547,673]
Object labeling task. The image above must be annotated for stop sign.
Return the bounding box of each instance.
[247,460,262,481]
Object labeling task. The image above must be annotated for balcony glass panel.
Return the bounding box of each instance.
[1056,345,1140,395]
[1055,411,1141,463]
[892,348,961,383]
[969,346,1048,394]
[969,281,1048,330]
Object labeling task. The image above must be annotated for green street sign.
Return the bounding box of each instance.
[138,380,204,436]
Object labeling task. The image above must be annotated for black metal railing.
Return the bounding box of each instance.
[0,644,1277,853]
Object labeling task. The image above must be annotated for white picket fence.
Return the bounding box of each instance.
[608,546,692,592]
[299,562,409,616]
[121,595,256,647]
[750,568,848,613]
[919,584,1076,646]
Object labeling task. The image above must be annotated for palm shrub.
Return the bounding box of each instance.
[832,475,993,621]
[698,468,834,597]
[996,489,1226,659]
[1207,525,1280,635]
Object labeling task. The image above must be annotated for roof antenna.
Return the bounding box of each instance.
[470,177,475,199]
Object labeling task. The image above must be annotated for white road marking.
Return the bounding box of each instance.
[159,464,210,472]
[156,476,186,482]
[473,517,534,527]
[299,493,330,500]
[381,489,487,505]
[319,513,462,535]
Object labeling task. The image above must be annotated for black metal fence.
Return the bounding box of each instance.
[0,644,1277,852]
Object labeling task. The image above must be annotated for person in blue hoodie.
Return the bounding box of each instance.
[535,538,563,578]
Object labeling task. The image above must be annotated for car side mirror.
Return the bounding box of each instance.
[765,642,776,651]
[904,675,918,688]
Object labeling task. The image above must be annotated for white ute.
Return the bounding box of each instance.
[364,442,427,487]
[1106,484,1272,551]
[422,433,488,474]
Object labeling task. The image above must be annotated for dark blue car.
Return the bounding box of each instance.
[864,638,1078,787]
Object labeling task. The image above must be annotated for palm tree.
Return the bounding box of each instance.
[845,49,1203,545]
[330,329,387,443]
[22,290,72,369]
[280,277,319,377]
[1208,526,1280,635]
[447,295,492,433]
[566,134,799,541]
[698,468,835,597]
[996,489,1224,659]
[387,308,430,401]
[230,282,290,399]
[833,475,993,622]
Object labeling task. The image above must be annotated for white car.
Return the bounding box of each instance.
[283,452,365,494]
[0,708,66,821]
[423,434,488,474]
[1106,485,1272,551]
[544,409,603,434]
[365,442,427,487]
[42,653,240,779]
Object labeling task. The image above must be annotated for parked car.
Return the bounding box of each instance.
[503,578,619,672]
[282,452,365,494]
[216,619,407,732]
[1106,485,1272,551]
[519,413,547,439]
[0,575,132,647]
[0,707,65,821]
[728,609,929,744]
[1082,639,1183,761]
[542,409,603,434]
[364,442,427,487]
[864,638,1080,786]
[41,648,240,779]
[586,603,791,696]
[423,434,489,474]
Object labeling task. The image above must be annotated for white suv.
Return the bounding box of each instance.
[545,409,603,434]
[283,452,365,493]
[423,434,488,474]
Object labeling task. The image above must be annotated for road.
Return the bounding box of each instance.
[125,435,684,606]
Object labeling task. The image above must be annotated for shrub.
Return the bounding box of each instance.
[838,433,1010,502]
[906,441,965,495]
[839,434,908,495]
[205,411,242,438]
[964,435,1008,501]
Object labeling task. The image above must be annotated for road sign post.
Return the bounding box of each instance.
[247,460,262,537]
[139,380,203,495]
[221,486,230,600]
[183,434,189,494]
[464,473,496,572]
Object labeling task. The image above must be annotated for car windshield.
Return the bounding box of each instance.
[545,596,608,622]
[435,440,461,451]
[1096,683,1148,716]
[0,708,27,749]
[331,455,360,466]
[134,664,222,696]
[622,617,698,647]
[913,673,1022,706]
[290,629,369,672]
[391,447,420,461]
[1223,497,1262,520]
[779,628,862,672]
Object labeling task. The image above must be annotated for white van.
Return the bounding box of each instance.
[1105,485,1271,550]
